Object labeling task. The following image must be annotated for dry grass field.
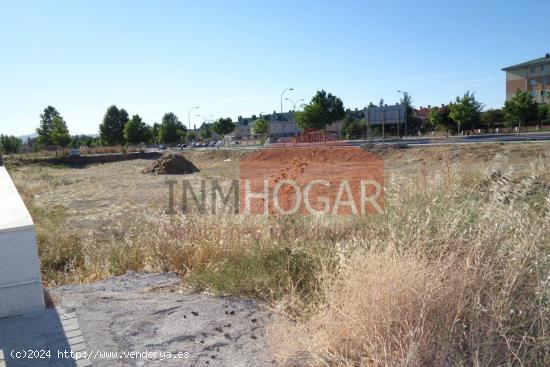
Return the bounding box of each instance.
[7,142,550,366]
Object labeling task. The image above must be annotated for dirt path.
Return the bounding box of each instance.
[51,272,276,367]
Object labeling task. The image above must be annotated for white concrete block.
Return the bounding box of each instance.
[0,166,44,318]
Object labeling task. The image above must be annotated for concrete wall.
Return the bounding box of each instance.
[0,166,44,318]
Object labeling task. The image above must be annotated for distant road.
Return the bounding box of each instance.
[151,132,550,153]
[344,132,550,147]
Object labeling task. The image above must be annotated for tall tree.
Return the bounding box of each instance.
[449,91,483,133]
[252,118,270,137]
[200,127,213,140]
[341,115,366,138]
[503,90,539,130]
[428,105,456,135]
[150,123,161,144]
[399,91,421,135]
[124,114,149,144]
[187,131,197,142]
[212,117,236,137]
[50,116,71,147]
[295,90,345,131]
[99,105,129,145]
[36,105,61,146]
[159,112,185,144]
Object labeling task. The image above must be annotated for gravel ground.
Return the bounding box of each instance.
[51,272,277,367]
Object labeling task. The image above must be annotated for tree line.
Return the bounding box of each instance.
[95,105,235,146]
[2,105,238,154]
[427,90,549,136]
[295,89,550,139]
[2,89,549,154]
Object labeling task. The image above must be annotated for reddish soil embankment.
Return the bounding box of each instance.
[240,147,384,215]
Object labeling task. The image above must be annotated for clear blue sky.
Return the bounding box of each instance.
[1,0,548,136]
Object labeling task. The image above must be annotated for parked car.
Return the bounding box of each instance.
[69,148,80,157]
[209,141,216,147]
[159,144,167,150]
[231,141,241,145]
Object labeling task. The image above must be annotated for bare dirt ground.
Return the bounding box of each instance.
[10,151,240,234]
[11,143,549,233]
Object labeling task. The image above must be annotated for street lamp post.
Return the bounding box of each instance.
[197,114,213,124]
[284,97,304,110]
[188,106,200,131]
[280,88,293,143]
[397,90,408,137]
[280,88,294,114]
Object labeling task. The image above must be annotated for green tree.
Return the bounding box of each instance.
[295,90,345,131]
[295,103,326,131]
[177,130,188,144]
[212,117,236,137]
[252,118,270,137]
[99,105,129,145]
[399,91,422,135]
[69,135,95,148]
[36,105,61,146]
[537,104,549,124]
[428,105,456,135]
[159,113,185,144]
[50,116,71,147]
[200,127,213,140]
[149,123,160,144]
[503,90,539,130]
[0,135,22,154]
[449,91,483,133]
[187,131,197,142]
[124,114,149,144]
[341,115,366,138]
[480,109,504,132]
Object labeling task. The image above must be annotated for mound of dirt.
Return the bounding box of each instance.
[142,154,199,175]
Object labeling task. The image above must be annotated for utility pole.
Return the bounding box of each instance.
[188,106,199,130]
[280,88,293,147]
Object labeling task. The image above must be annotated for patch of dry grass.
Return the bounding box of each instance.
[271,160,550,366]
[6,143,550,365]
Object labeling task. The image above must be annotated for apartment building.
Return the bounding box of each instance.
[235,111,299,138]
[503,53,550,104]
